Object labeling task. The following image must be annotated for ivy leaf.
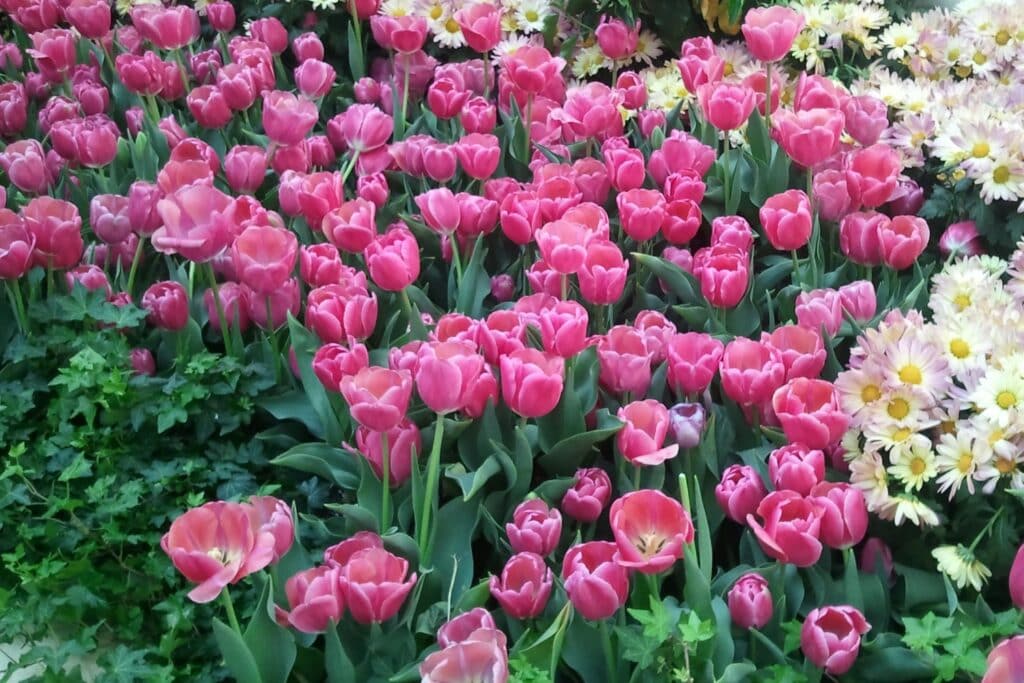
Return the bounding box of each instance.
[902,613,956,652]
[677,610,715,644]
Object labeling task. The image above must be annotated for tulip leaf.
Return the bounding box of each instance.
[848,647,934,681]
[537,421,623,476]
[446,454,503,501]
[286,315,345,444]
[842,548,865,613]
[683,547,713,620]
[431,497,479,602]
[724,296,762,337]
[270,442,360,491]
[717,663,757,683]
[632,252,701,305]
[746,110,771,165]
[536,358,585,453]
[325,622,357,683]
[455,237,489,318]
[213,618,262,683]
[710,596,734,676]
[245,575,296,683]
[259,390,325,437]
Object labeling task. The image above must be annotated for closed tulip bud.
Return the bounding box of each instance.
[499,191,541,246]
[0,139,52,195]
[813,169,854,222]
[810,482,867,550]
[291,31,324,63]
[500,348,564,419]
[617,399,679,466]
[338,546,417,624]
[715,464,767,523]
[355,419,421,486]
[839,210,887,265]
[248,17,288,53]
[294,59,335,99]
[127,181,163,236]
[693,244,749,309]
[578,239,628,306]
[728,573,773,629]
[340,366,413,432]
[602,146,645,192]
[838,280,876,323]
[186,85,232,129]
[312,341,369,392]
[618,189,666,242]
[129,347,156,376]
[611,489,693,574]
[561,468,611,523]
[668,402,705,449]
[760,190,812,251]
[711,214,754,252]
[246,277,299,330]
[595,16,639,60]
[64,264,111,296]
[858,537,894,580]
[538,300,588,358]
[427,77,470,120]
[597,326,652,397]
[506,499,562,556]
[142,280,189,331]
[800,606,870,675]
[206,1,235,32]
[23,196,83,270]
[880,215,929,270]
[886,179,924,216]
[223,145,267,194]
[939,220,983,258]
[768,444,825,495]
[772,378,849,450]
[615,71,646,110]
[489,552,552,620]
[88,194,131,245]
[489,274,515,302]
[661,199,702,245]
[262,90,318,146]
[638,108,666,138]
[215,63,257,111]
[841,95,888,147]
[698,82,757,132]
[460,96,496,134]
[456,133,500,180]
[562,542,630,621]
[741,6,804,62]
[772,108,845,169]
[281,566,344,634]
[364,224,419,291]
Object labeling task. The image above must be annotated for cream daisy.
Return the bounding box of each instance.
[888,440,938,492]
[934,430,989,498]
[835,364,887,419]
[513,0,548,33]
[932,545,991,591]
[633,30,663,66]
[877,333,951,400]
[887,493,941,527]
[973,151,1024,203]
[971,366,1024,428]
[848,450,892,511]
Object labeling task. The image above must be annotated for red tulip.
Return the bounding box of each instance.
[800,605,870,675]
[556,468,610,524]
[160,500,277,603]
[610,489,693,574]
[728,573,773,629]
[715,464,767,524]
[506,499,562,557]
[561,541,629,620]
[337,546,417,624]
[499,348,564,419]
[340,366,413,432]
[747,490,824,567]
[617,400,679,466]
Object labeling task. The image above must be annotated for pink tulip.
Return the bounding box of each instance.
[792,74,846,112]
[561,468,612,523]
[838,281,876,323]
[558,82,624,142]
[610,489,693,574]
[28,29,77,84]
[747,490,824,567]
[142,281,189,331]
[939,220,983,258]
[839,211,887,265]
[741,6,805,61]
[616,71,647,109]
[456,133,500,180]
[489,552,552,619]
[455,3,501,53]
[715,465,767,524]
[983,636,1024,683]
[64,264,110,296]
[698,82,757,131]
[295,59,335,99]
[841,95,889,147]
[648,130,716,185]
[312,342,369,393]
[845,144,900,209]
[719,338,786,408]
[595,15,639,60]
[299,243,344,288]
[769,444,825,495]
[153,185,234,263]
[456,193,499,238]
[618,189,667,242]
[693,244,749,309]
[292,32,324,62]
[421,628,509,683]
[306,284,377,343]
[461,96,497,134]
[437,609,497,648]
[0,212,34,280]
[879,215,929,270]
[204,281,250,333]
[23,197,83,270]
[132,5,199,50]
[711,215,753,252]
[364,224,420,291]
[500,348,564,419]
[262,90,319,146]
[355,419,421,486]
[728,573,773,629]
[813,169,854,222]
[65,0,111,38]
[506,499,563,557]
[323,198,377,253]
[810,482,867,550]
[676,37,724,94]
[597,326,652,397]
[339,366,413,432]
[538,300,589,358]
[795,288,843,337]
[578,239,628,305]
[638,109,666,138]
[0,139,53,195]
[800,605,870,675]
[129,348,156,376]
[337,546,417,624]
[617,400,679,466]
[414,340,486,415]
[772,108,844,169]
[323,531,382,567]
[249,17,288,54]
[887,179,924,216]
[772,378,848,450]
[161,500,277,603]
[427,77,471,120]
[562,541,629,621]
[388,15,428,54]
[231,224,297,294]
[661,199,703,246]
[88,194,131,245]
[762,325,826,381]
[603,146,645,193]
[859,538,894,580]
[502,46,565,96]
[535,219,593,274]
[666,332,724,397]
[760,190,812,251]
[282,565,344,633]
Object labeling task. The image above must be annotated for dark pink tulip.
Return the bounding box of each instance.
[618,189,666,242]
[578,239,628,306]
[490,274,515,302]
[939,220,983,258]
[693,244,749,309]
[666,332,724,397]
[772,108,844,169]
[262,90,318,146]
[720,338,786,407]
[23,197,83,269]
[427,77,471,120]
[132,5,199,50]
[65,0,111,39]
[312,342,369,393]
[597,325,651,397]
[616,71,647,110]
[355,419,421,486]
[715,464,767,524]
[983,636,1024,683]
[661,199,703,246]
[0,211,35,280]
[88,194,131,244]
[772,378,848,450]
[562,541,629,620]
[800,605,870,675]
[248,17,288,54]
[839,211,887,265]
[499,191,541,245]
[761,190,812,251]
[845,144,900,209]
[456,133,500,180]
[595,15,639,60]
[603,146,645,193]
[502,45,565,96]
[810,482,867,550]
[454,2,501,53]
[216,63,258,111]
[364,224,420,291]
[64,264,110,296]
[340,366,413,432]
[306,283,377,343]
[129,347,156,376]
[460,96,497,134]
[292,32,324,63]
[28,29,77,84]
[142,280,189,331]
[747,490,824,567]
[617,399,679,466]
[295,59,335,99]
[561,468,612,523]
[489,552,552,620]
[128,181,163,236]
[728,573,773,629]
[769,443,825,496]
[500,348,564,419]
[338,546,417,624]
[204,281,250,333]
[246,277,299,330]
[610,489,693,574]
[507,499,562,557]
[711,215,754,252]
[0,140,54,195]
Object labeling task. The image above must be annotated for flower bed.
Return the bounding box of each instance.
[0,0,1022,680]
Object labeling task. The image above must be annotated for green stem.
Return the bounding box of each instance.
[633,465,642,491]
[482,51,491,100]
[6,280,28,335]
[339,149,361,188]
[46,265,55,298]
[173,49,191,94]
[418,415,445,564]
[399,288,414,327]
[791,249,801,290]
[969,506,1005,553]
[523,95,534,161]
[265,297,281,381]
[721,133,731,212]
[764,64,772,131]
[220,589,241,635]
[126,236,145,296]
[400,57,411,133]
[380,431,391,535]
[600,619,617,681]
[204,263,233,358]
[560,273,569,301]
[450,234,464,285]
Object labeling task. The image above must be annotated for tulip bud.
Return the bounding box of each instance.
[562,541,629,620]
[800,606,870,675]
[561,468,611,523]
[728,573,773,629]
[668,402,705,449]
[506,499,562,557]
[142,280,189,330]
[489,552,553,619]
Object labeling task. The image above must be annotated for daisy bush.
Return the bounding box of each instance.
[3,0,1024,681]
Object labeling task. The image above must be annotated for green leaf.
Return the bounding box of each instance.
[746,109,771,164]
[271,443,360,491]
[455,237,489,318]
[287,315,344,444]
[537,419,622,476]
[431,497,479,600]
[245,576,296,683]
[849,647,934,681]
[902,613,955,652]
[213,618,262,683]
[324,623,356,683]
[717,663,757,683]
[633,252,700,304]
[446,454,503,501]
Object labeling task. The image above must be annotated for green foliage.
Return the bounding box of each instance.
[902,608,1021,682]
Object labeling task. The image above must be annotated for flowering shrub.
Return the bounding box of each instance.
[2,0,1024,681]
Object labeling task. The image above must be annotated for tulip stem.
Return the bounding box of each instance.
[400,57,411,134]
[126,236,145,297]
[220,589,241,635]
[482,51,491,100]
[204,263,234,359]
[266,297,281,381]
[450,235,464,285]
[380,431,391,535]
[633,466,641,491]
[418,414,445,564]
[339,150,362,189]
[721,134,731,213]
[790,249,802,290]
[599,619,617,681]
[523,95,534,162]
[560,274,568,301]
[5,281,28,336]
[764,65,772,131]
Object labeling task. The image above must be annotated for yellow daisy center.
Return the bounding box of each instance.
[910,457,927,476]
[444,17,459,32]
[899,364,923,385]
[989,429,1005,446]
[893,36,908,47]
[888,398,910,420]
[996,458,1016,474]
[996,390,1017,409]
[971,142,990,159]
[524,9,538,21]
[894,427,912,442]
[996,30,1011,46]
[993,166,1011,184]
[973,51,988,65]
[949,339,970,359]
[428,4,443,19]
[957,453,974,473]
[861,384,881,403]
[954,293,971,310]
